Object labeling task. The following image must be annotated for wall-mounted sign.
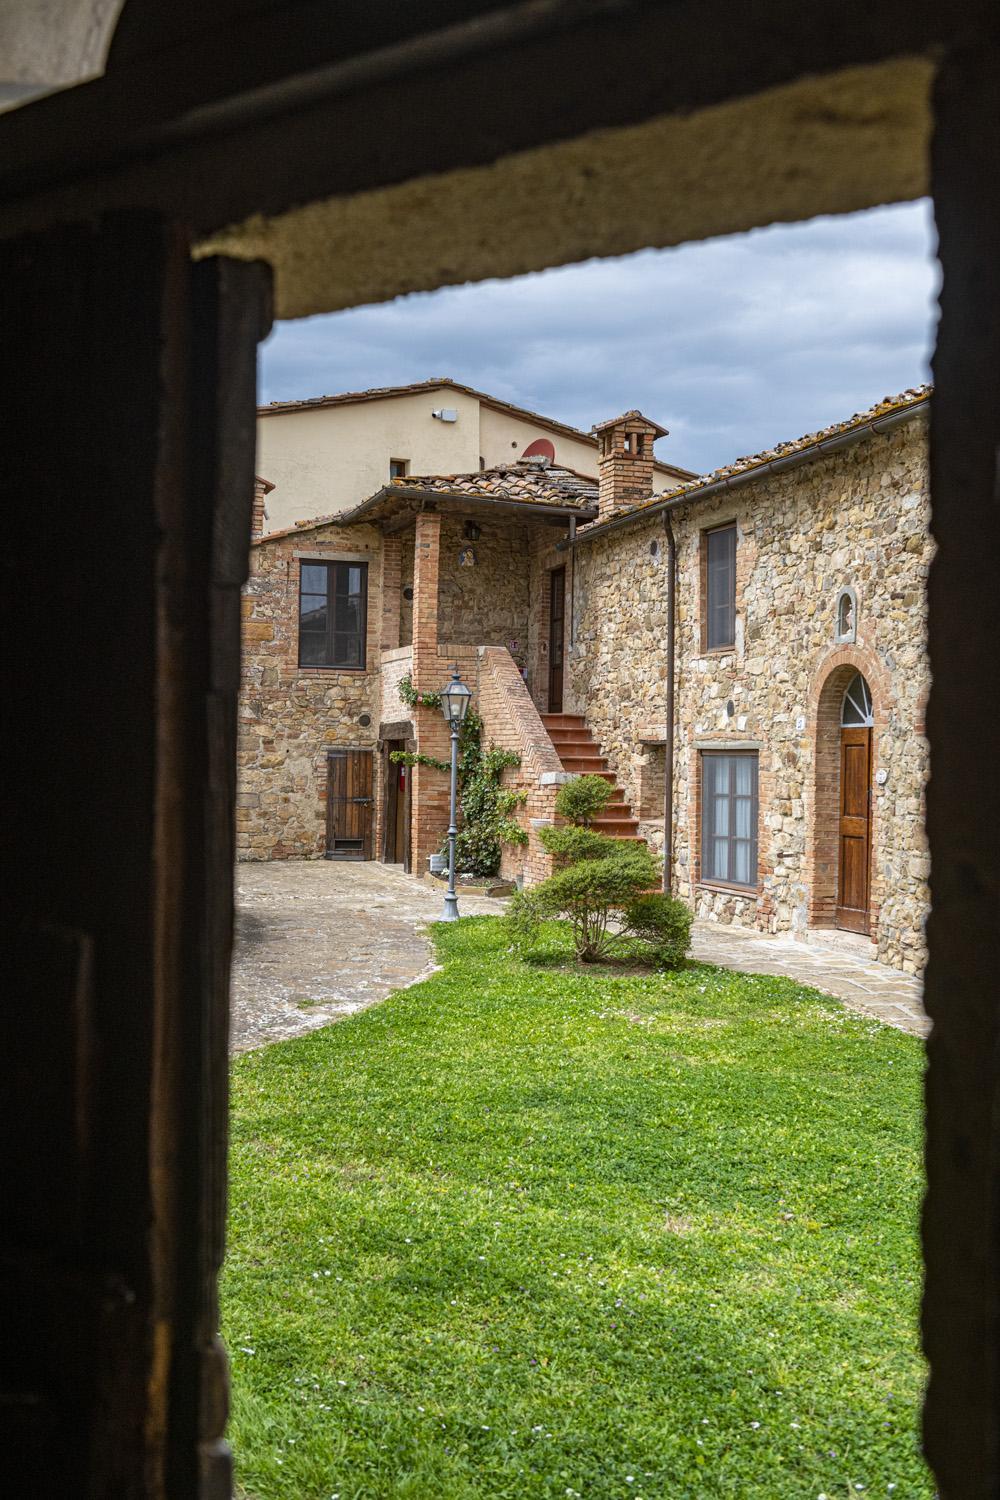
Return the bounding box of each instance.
[795,715,806,732]
[875,768,889,786]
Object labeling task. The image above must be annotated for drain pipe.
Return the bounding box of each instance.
[662,511,676,894]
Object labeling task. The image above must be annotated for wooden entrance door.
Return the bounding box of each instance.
[383,742,410,868]
[326,748,373,859]
[836,725,872,933]
[548,566,566,712]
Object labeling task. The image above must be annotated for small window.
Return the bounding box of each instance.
[701,751,758,888]
[841,672,873,726]
[299,561,368,668]
[705,524,737,650]
[389,458,409,479]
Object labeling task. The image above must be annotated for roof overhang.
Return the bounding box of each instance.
[564,397,930,547]
[341,484,598,528]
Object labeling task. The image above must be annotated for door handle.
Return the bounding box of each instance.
[350,797,372,804]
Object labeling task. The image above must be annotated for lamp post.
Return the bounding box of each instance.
[439,665,472,921]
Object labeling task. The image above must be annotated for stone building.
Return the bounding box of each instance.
[239,386,931,975]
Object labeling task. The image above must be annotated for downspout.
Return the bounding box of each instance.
[568,515,577,650]
[662,511,676,894]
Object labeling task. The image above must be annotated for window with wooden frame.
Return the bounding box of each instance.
[389,457,409,479]
[704,523,737,650]
[700,750,758,888]
[298,560,368,668]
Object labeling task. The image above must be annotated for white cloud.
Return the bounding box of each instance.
[259,200,937,475]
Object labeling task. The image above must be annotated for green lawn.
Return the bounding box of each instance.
[225,917,929,1500]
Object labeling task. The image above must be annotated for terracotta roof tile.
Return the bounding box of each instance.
[619,385,931,519]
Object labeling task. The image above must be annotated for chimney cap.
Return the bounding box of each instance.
[592,409,668,439]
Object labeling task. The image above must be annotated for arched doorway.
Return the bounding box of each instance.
[835,672,874,933]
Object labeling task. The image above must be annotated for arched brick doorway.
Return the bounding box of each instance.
[810,653,886,938]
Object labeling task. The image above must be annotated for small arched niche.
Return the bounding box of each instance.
[835,585,858,644]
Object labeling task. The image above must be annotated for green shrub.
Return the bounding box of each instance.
[539,824,619,865]
[620,891,692,969]
[554,774,613,826]
[506,773,692,967]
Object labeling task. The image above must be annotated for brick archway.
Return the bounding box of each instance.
[808,646,892,935]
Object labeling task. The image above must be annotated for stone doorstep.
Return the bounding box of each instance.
[422,872,514,898]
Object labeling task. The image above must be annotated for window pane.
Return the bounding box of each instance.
[734,795,752,840]
[301,563,328,594]
[733,839,751,886]
[299,633,329,666]
[712,837,729,880]
[734,756,753,795]
[300,599,327,633]
[713,792,730,836]
[335,594,362,634]
[347,565,363,595]
[706,526,736,648]
[333,632,363,668]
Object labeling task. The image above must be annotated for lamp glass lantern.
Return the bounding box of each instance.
[440,671,472,727]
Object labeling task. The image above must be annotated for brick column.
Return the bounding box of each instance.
[380,532,402,653]
[409,509,450,872]
[251,475,272,539]
[411,509,441,692]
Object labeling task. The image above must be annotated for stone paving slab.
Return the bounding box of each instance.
[231,860,928,1051]
[690,921,928,1037]
[230,859,502,1051]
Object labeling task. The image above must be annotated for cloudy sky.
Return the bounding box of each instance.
[259,200,937,477]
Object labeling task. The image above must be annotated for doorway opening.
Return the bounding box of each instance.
[325,747,373,860]
[382,739,411,869]
[548,565,566,712]
[836,672,874,933]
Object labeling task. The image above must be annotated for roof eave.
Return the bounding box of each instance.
[566,397,930,547]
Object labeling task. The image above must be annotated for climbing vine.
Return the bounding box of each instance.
[397,673,442,711]
[389,706,528,877]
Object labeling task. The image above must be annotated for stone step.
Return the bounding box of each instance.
[542,713,586,726]
[559,756,610,774]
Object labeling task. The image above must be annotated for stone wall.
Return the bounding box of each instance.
[436,511,531,649]
[238,520,383,859]
[570,417,931,973]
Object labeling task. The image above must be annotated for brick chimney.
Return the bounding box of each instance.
[593,410,667,520]
[252,474,274,539]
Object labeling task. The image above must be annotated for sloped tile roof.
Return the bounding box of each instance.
[633,385,931,517]
[253,459,598,543]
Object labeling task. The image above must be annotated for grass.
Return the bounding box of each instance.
[224,917,929,1500]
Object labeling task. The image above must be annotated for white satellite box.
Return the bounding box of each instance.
[432,407,458,422]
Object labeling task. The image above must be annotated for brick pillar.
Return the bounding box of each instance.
[380,532,402,652]
[592,411,666,519]
[251,475,272,539]
[409,509,450,872]
[411,509,441,692]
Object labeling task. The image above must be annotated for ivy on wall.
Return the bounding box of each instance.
[389,703,528,877]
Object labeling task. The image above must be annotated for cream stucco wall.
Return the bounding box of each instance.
[257,385,686,533]
[256,388,483,532]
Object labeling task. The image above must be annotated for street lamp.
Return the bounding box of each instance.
[440,665,472,921]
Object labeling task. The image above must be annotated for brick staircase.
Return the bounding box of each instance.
[541,713,644,843]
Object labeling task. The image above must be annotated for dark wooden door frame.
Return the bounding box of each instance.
[548,566,566,713]
[326,748,373,860]
[835,725,872,934]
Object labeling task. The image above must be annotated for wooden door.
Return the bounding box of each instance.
[836,726,872,933]
[548,566,566,713]
[326,748,373,859]
[383,743,409,864]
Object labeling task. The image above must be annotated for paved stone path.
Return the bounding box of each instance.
[231,860,503,1051]
[690,921,928,1036]
[231,861,927,1050]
